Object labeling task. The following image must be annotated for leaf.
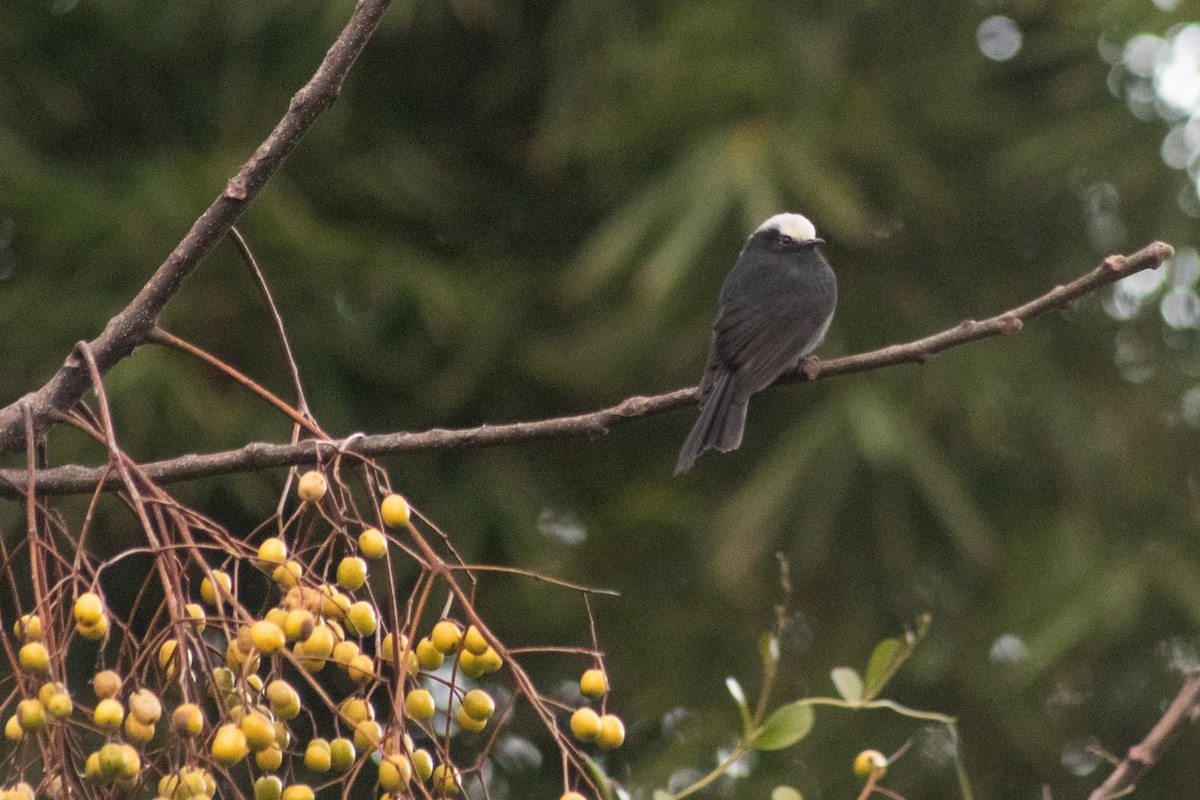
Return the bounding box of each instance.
[862,638,905,701]
[830,667,863,703]
[771,787,804,800]
[726,676,752,734]
[751,701,814,751]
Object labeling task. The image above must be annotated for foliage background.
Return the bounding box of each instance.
[4,0,1200,797]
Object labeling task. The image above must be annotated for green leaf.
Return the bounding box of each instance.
[771,787,804,800]
[862,638,905,701]
[726,676,752,734]
[830,667,863,703]
[751,701,814,751]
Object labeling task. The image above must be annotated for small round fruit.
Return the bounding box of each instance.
[597,714,625,749]
[4,715,23,741]
[185,603,207,631]
[98,742,129,779]
[304,739,332,772]
[301,624,336,659]
[297,470,327,503]
[416,637,444,671]
[570,707,600,742]
[431,764,460,795]
[477,646,504,673]
[15,614,42,642]
[354,720,383,752]
[346,601,378,636]
[128,688,162,723]
[336,557,368,591]
[258,537,288,565]
[580,668,608,699]
[462,625,488,655]
[359,527,388,559]
[212,723,250,765]
[461,689,495,721]
[251,620,287,654]
[267,680,301,720]
[339,697,373,725]
[158,639,185,678]
[172,703,204,736]
[281,785,315,800]
[255,775,284,800]
[18,642,49,674]
[411,748,434,781]
[853,749,888,779]
[241,711,275,751]
[17,699,45,732]
[274,560,303,589]
[73,593,104,626]
[123,715,155,744]
[329,736,356,771]
[45,691,73,718]
[378,754,412,790]
[256,744,284,771]
[456,704,487,732]
[430,620,462,654]
[284,609,315,642]
[380,494,410,527]
[75,615,109,640]
[405,689,436,721]
[94,698,124,731]
[93,669,122,699]
[347,653,375,684]
[200,570,232,606]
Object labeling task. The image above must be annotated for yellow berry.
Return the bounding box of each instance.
[93,669,121,699]
[255,775,284,800]
[332,639,360,667]
[267,680,301,719]
[411,748,434,781]
[256,743,284,771]
[416,637,444,670]
[456,704,487,732]
[329,737,356,771]
[346,601,378,636]
[301,624,336,659]
[580,668,608,699]
[378,632,408,664]
[297,470,328,502]
[18,642,49,674]
[354,719,383,752]
[158,639,185,679]
[597,714,625,749]
[380,494,410,527]
[200,570,232,606]
[185,603,207,631]
[212,723,250,765]
[251,620,287,654]
[336,557,368,591]
[4,715,23,741]
[93,698,124,731]
[241,711,275,751]
[430,620,462,654]
[347,653,375,684]
[304,739,332,772]
[462,625,488,655]
[461,689,495,721]
[378,753,413,790]
[45,691,73,719]
[339,697,374,725]
[73,593,104,626]
[98,742,129,779]
[123,715,155,744]
[319,584,351,619]
[477,646,503,673]
[15,614,42,642]
[274,560,303,589]
[258,537,288,565]
[281,785,315,800]
[405,689,435,721]
[853,749,888,779]
[431,764,460,795]
[17,699,45,732]
[284,609,316,641]
[570,707,600,742]
[172,703,204,736]
[359,527,388,559]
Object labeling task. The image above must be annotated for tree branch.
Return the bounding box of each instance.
[0,0,392,456]
[0,241,1173,498]
[1087,670,1200,800]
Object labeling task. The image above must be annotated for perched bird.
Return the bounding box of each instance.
[675,213,837,474]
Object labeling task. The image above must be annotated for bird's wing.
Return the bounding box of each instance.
[712,297,829,394]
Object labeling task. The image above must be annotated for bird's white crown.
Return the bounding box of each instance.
[756,213,817,242]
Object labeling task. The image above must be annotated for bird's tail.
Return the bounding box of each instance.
[675,371,748,474]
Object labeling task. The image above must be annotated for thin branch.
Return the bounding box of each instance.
[1086,670,1200,800]
[0,0,393,456]
[0,241,1174,498]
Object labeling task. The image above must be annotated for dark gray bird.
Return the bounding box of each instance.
[676,213,837,474]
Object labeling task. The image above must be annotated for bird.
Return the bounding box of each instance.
[675,212,837,474]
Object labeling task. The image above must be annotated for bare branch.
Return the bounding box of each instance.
[0,0,393,455]
[0,241,1173,498]
[1087,670,1200,800]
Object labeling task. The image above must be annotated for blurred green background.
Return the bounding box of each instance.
[5,0,1200,797]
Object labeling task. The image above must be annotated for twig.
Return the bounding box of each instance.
[0,242,1172,497]
[0,0,393,456]
[1086,670,1200,800]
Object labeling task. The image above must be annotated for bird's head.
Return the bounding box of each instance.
[755,213,819,244]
